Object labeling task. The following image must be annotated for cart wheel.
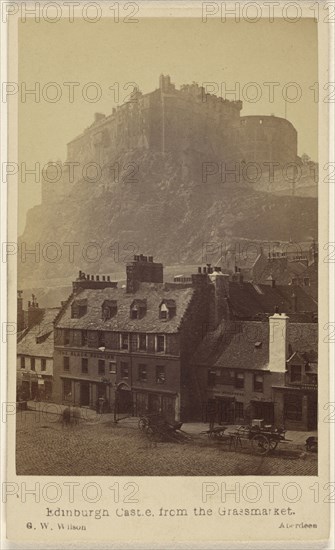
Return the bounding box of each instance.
[269,440,278,451]
[138,418,147,431]
[251,434,270,455]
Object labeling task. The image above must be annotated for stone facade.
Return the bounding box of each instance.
[42,75,306,202]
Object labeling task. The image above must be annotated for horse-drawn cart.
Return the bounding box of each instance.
[138,413,186,442]
[200,422,290,455]
[230,424,290,455]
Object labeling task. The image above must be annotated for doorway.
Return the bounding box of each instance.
[148,393,161,415]
[80,382,90,406]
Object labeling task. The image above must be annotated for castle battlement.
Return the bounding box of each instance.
[42,75,304,203]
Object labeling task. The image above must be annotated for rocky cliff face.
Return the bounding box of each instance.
[18,148,317,286]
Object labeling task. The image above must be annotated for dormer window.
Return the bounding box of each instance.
[130,299,147,320]
[159,300,176,320]
[71,299,88,319]
[160,303,168,319]
[102,300,117,321]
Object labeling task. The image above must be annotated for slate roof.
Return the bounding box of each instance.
[228,282,317,319]
[256,258,311,285]
[56,283,195,333]
[193,321,318,370]
[17,308,60,358]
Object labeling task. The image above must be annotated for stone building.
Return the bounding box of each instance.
[52,257,216,421]
[16,297,60,400]
[41,75,308,202]
[192,314,317,431]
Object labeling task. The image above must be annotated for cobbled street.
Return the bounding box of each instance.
[16,411,317,476]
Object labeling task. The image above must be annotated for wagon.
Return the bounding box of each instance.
[230,424,290,455]
[200,425,230,440]
[138,413,185,442]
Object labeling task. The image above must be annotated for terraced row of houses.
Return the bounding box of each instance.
[17,254,318,430]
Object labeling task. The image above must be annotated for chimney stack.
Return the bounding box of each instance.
[269,313,289,373]
[17,290,25,332]
[126,255,163,293]
[27,294,44,328]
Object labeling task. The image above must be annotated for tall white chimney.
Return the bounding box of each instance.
[269,313,289,373]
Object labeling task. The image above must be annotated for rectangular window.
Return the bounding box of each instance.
[285,394,302,421]
[207,370,216,387]
[121,333,129,350]
[81,330,88,346]
[121,362,129,379]
[41,358,46,372]
[98,360,105,375]
[81,357,88,374]
[138,334,147,351]
[290,365,302,383]
[63,379,72,400]
[253,374,264,393]
[30,358,35,371]
[98,332,105,348]
[235,402,244,419]
[218,370,235,386]
[138,364,147,382]
[235,372,244,389]
[78,305,87,317]
[109,361,117,374]
[156,334,165,353]
[63,356,70,371]
[20,356,25,369]
[64,330,70,345]
[131,308,138,320]
[156,366,166,384]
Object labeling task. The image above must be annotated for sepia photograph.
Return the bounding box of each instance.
[3,3,334,546]
[13,14,321,478]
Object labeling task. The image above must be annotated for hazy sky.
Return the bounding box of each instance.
[18,17,318,231]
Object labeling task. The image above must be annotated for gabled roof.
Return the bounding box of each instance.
[228,282,317,319]
[130,299,147,309]
[17,308,60,358]
[160,299,176,308]
[193,320,318,371]
[255,258,310,285]
[56,283,194,333]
